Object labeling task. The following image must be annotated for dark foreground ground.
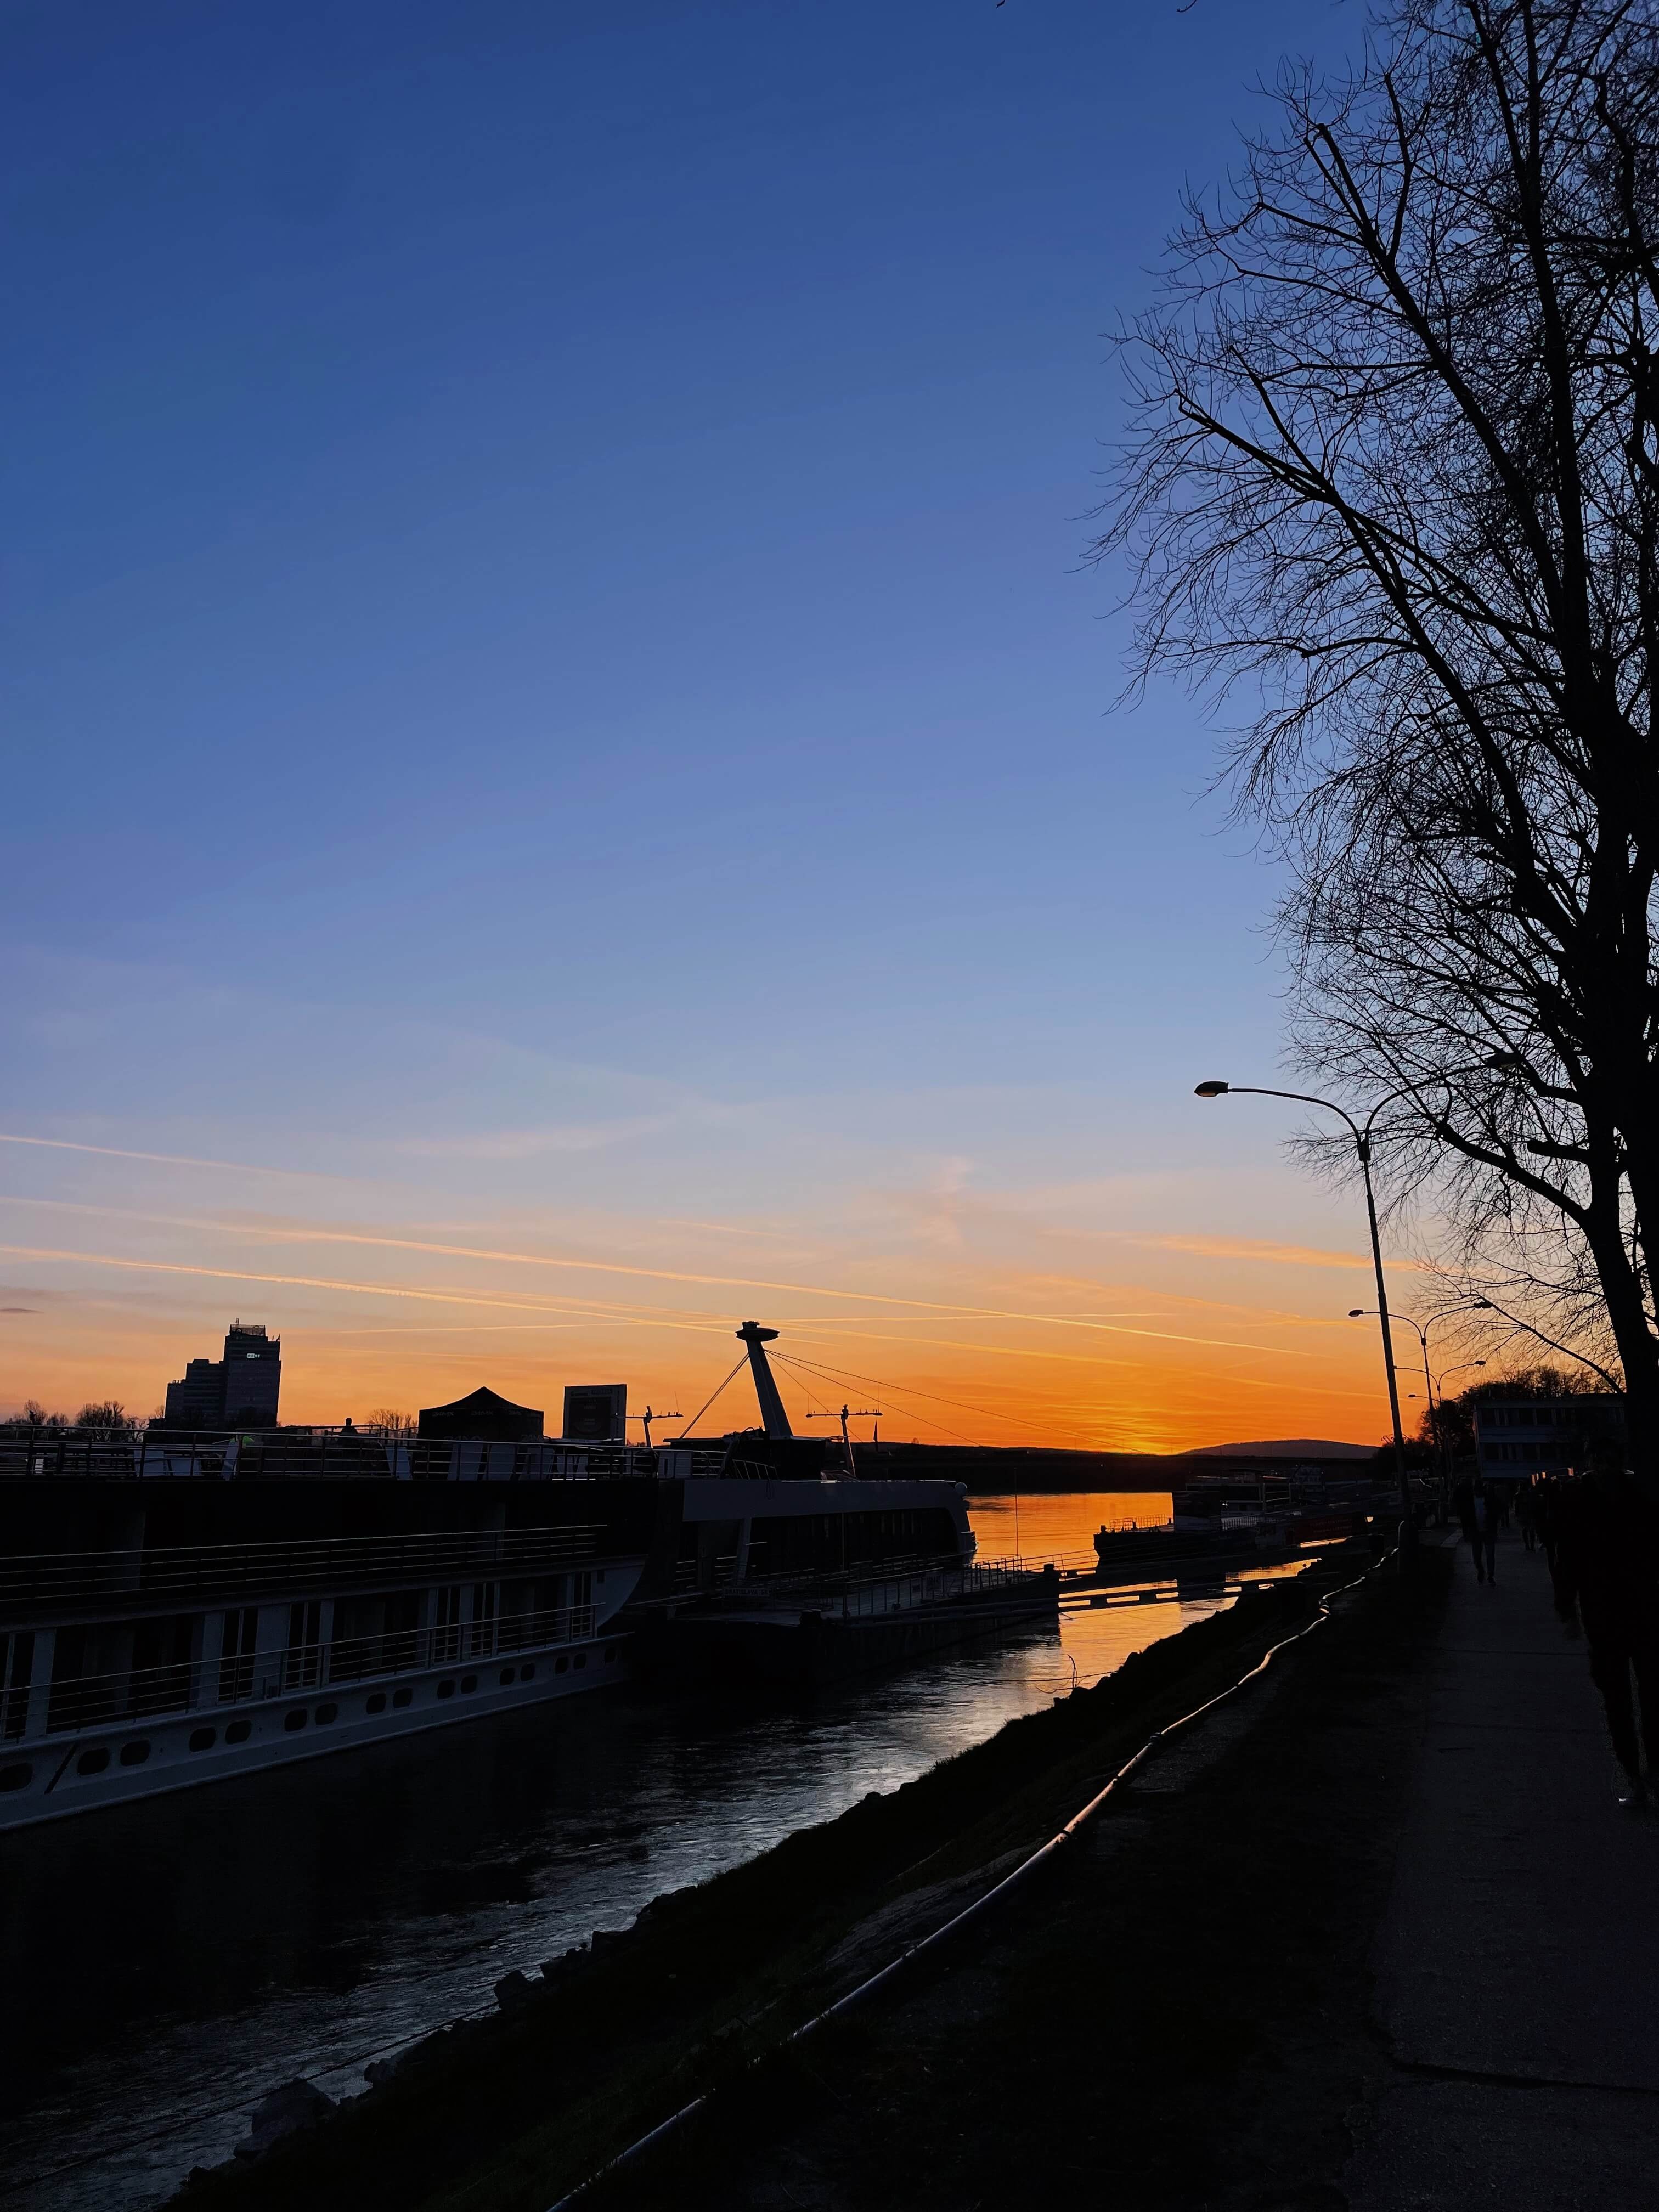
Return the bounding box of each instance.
[183,1537,1444,2212]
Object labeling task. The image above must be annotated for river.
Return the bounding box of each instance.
[0,1492,1244,2208]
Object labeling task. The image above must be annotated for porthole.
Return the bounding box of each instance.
[366,1692,387,1714]
[574,1653,588,1671]
[0,1763,32,1792]
[554,1656,568,1675]
[119,1740,151,1767]
[499,1668,515,1687]
[520,1663,535,1680]
[315,1702,338,1724]
[77,1748,110,1776]
[460,1675,477,1694]
[225,1719,252,1744]
[284,1709,307,1733]
[604,1645,617,1662]
[437,1679,455,1699]
[189,1726,217,1752]
[392,1687,413,1708]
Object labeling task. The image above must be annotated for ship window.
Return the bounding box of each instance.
[604,1645,617,1662]
[77,1748,110,1775]
[392,1687,413,1708]
[315,1702,338,1725]
[0,1763,31,1791]
[460,1675,477,1694]
[437,1679,455,1699]
[520,1663,535,1680]
[574,1653,587,1670]
[225,1719,252,1743]
[119,1741,150,1767]
[499,1668,515,1686]
[189,1727,216,1752]
[554,1656,568,1675]
[366,1693,387,1714]
[284,1709,307,1732]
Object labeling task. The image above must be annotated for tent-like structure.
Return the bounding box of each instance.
[417,1386,544,1443]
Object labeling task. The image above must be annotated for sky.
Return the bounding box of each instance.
[1,0,1426,1453]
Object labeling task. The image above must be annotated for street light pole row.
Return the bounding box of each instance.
[1195,1080,1419,1553]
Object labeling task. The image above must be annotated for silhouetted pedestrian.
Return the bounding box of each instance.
[1453,1474,1483,1581]
[1515,1481,1538,1554]
[1553,1453,1659,1808]
[1476,1481,1500,1584]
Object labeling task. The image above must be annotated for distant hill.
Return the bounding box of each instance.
[1186,1437,1378,1460]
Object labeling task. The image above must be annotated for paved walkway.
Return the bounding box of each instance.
[1346,1527,1659,2209]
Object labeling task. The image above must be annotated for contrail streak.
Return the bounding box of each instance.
[0,1133,342,1181]
[0,1196,1313,1359]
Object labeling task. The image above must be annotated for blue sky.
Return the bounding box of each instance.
[2,0,1410,1447]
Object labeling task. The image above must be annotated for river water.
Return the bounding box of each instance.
[0,1492,1247,2209]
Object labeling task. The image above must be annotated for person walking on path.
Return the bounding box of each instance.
[1516,1480,1538,1554]
[1453,1473,1485,1582]
[1476,1480,1501,1584]
[1552,1453,1659,1807]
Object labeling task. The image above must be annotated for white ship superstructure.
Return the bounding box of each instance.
[0,1322,1035,1831]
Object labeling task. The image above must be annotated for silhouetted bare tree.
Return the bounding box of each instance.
[1100,0,1659,1479]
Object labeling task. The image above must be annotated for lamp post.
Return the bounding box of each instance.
[1348,1306,1487,1499]
[1432,1359,1487,1503]
[1461,1294,1624,1393]
[1195,1079,1417,1555]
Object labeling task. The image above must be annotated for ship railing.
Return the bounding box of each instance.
[0,1525,605,1617]
[0,1427,704,1483]
[29,1601,605,1736]
[664,1548,1046,1612]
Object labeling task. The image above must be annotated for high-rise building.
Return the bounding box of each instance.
[162,1322,281,1430]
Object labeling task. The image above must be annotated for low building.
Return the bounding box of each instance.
[1472,1393,1623,1478]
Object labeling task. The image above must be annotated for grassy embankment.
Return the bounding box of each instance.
[183,1538,1442,2211]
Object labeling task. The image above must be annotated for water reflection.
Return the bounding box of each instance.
[0,1491,1230,2210]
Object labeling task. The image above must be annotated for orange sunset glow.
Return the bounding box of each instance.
[0,1128,1405,1451]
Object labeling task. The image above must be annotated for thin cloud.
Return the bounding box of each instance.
[397,1118,675,1160]
[0,1195,1322,1359]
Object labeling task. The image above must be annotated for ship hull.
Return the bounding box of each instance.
[0,1624,629,1833]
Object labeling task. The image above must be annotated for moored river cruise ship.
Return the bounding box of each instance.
[0,1327,1037,1831]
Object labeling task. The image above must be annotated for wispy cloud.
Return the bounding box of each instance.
[396,1117,676,1160]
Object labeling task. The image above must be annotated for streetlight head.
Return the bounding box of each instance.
[1194,1080,1230,1098]
[1348,1308,1366,1318]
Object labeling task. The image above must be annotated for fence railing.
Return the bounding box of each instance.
[0,1429,732,1485]
[667,1547,1046,1612]
[37,1600,602,1736]
[0,1524,606,1618]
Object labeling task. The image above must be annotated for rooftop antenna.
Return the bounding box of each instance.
[807,1401,881,1479]
[629,1406,681,1450]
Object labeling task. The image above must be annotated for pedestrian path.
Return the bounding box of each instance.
[1346,1528,1659,2209]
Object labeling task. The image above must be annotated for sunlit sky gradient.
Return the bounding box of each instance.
[2,0,1417,1452]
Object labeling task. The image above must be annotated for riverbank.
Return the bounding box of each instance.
[178,1535,1430,2210]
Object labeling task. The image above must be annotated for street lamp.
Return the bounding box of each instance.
[1195,1079,1417,1553]
[1348,1305,1488,1493]
[1461,1294,1623,1393]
